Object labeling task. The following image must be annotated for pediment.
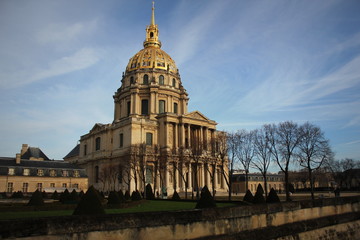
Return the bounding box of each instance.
[90,123,106,133]
[185,111,210,121]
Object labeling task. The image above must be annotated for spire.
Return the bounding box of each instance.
[144,1,161,48]
[151,1,155,26]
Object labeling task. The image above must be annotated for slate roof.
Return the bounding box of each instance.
[63,144,80,159]
[0,157,87,177]
[21,147,50,160]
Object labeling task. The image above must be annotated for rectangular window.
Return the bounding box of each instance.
[127,101,131,116]
[37,183,43,192]
[119,133,124,148]
[50,183,55,188]
[141,99,149,115]
[23,168,30,176]
[8,168,15,175]
[7,182,13,193]
[73,170,80,177]
[159,100,165,113]
[22,183,28,193]
[62,170,68,177]
[49,169,56,177]
[146,132,153,146]
[37,169,44,176]
[95,137,101,151]
[174,103,178,114]
[62,183,67,188]
[73,183,79,189]
[84,144,87,156]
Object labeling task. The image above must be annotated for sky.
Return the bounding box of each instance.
[0,0,359,172]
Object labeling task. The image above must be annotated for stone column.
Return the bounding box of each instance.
[187,124,191,148]
[164,122,168,147]
[180,123,185,146]
[174,123,179,149]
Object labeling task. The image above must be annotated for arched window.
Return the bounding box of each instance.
[159,75,164,85]
[119,133,124,148]
[130,76,134,85]
[150,32,154,38]
[159,100,165,113]
[173,103,178,114]
[95,137,101,151]
[143,74,149,85]
[172,78,176,87]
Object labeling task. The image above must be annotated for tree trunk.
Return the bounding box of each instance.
[308,168,315,201]
[285,170,290,201]
[263,172,268,200]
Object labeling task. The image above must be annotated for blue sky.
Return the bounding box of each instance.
[0,0,359,171]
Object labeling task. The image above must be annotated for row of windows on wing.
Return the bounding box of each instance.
[86,132,154,155]
[6,182,80,193]
[7,168,80,177]
[129,74,177,87]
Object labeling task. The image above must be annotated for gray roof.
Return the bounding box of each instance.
[21,147,50,160]
[63,144,80,159]
[0,158,87,177]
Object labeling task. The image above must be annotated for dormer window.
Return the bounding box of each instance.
[37,169,44,176]
[62,170,69,177]
[49,169,56,177]
[23,168,30,176]
[8,168,15,175]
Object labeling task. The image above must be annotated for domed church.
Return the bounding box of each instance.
[65,3,227,196]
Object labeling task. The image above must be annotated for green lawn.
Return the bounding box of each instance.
[0,200,236,220]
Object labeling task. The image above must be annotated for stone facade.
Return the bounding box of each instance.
[64,4,228,195]
[232,172,285,194]
[0,144,88,193]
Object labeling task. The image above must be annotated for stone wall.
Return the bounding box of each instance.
[1,196,359,240]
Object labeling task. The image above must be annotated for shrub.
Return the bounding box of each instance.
[70,189,80,203]
[253,185,266,204]
[11,191,24,199]
[256,184,264,195]
[145,184,155,200]
[267,188,280,203]
[51,191,59,200]
[73,186,105,215]
[124,190,131,201]
[131,190,142,201]
[107,191,121,205]
[118,190,125,203]
[79,190,84,199]
[172,191,181,201]
[195,185,216,209]
[243,190,254,203]
[27,190,44,206]
[42,191,48,199]
[59,189,71,203]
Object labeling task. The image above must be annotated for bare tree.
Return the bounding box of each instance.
[267,121,302,201]
[236,130,255,191]
[216,131,239,201]
[188,136,204,199]
[297,122,333,201]
[174,146,191,199]
[203,138,218,197]
[252,127,272,198]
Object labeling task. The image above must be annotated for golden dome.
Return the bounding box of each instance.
[125,2,178,74]
[126,47,177,73]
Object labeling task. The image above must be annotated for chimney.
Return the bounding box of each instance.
[16,153,21,164]
[21,144,28,156]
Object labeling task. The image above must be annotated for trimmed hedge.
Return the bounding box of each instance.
[73,186,105,215]
[243,190,254,203]
[267,188,280,203]
[253,184,266,204]
[131,191,142,201]
[107,191,121,205]
[118,190,126,203]
[124,190,131,201]
[195,185,216,209]
[60,189,71,204]
[51,191,59,200]
[172,191,181,201]
[27,190,44,206]
[145,184,155,200]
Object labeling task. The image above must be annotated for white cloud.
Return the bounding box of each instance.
[36,19,98,44]
[0,48,101,89]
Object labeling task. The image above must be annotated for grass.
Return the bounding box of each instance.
[0,200,236,220]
